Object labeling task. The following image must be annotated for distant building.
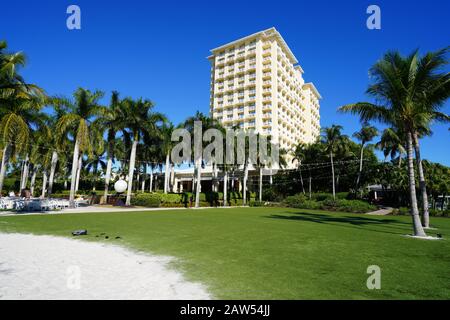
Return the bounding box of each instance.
[208,27,321,156]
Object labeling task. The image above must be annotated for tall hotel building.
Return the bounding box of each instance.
[208,27,321,152]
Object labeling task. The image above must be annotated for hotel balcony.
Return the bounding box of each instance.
[262,89,272,96]
[236,52,245,60]
[246,81,256,88]
[262,49,271,57]
[262,72,271,80]
[263,80,272,88]
[262,104,272,111]
[246,49,256,57]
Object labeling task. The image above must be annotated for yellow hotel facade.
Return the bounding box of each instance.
[208,27,321,153]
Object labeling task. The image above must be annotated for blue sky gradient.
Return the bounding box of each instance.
[1,0,449,164]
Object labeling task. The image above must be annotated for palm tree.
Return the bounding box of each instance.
[339,48,450,236]
[410,49,450,228]
[376,128,406,166]
[353,123,378,193]
[55,88,104,207]
[292,143,307,195]
[84,130,106,191]
[99,91,126,203]
[0,41,46,195]
[301,142,324,199]
[160,122,175,194]
[43,100,69,196]
[321,125,347,200]
[183,112,216,208]
[121,98,165,206]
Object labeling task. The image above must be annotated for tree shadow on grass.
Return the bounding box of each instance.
[265,210,411,235]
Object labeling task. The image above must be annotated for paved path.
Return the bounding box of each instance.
[366,207,393,215]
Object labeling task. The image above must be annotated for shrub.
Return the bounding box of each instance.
[311,193,334,201]
[335,192,350,200]
[283,194,307,208]
[322,199,376,213]
[429,209,450,217]
[131,193,161,207]
[249,201,265,207]
[392,207,410,215]
[262,188,283,202]
[392,207,450,217]
[159,193,184,204]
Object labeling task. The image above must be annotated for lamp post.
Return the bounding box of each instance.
[113,179,127,206]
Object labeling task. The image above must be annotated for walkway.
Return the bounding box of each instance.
[366,207,393,215]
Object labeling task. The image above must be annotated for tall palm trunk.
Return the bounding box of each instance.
[406,132,427,237]
[20,154,30,190]
[102,157,113,204]
[259,167,263,202]
[356,143,364,191]
[170,165,175,192]
[0,144,11,195]
[92,165,98,191]
[330,151,336,200]
[48,151,58,196]
[126,139,138,206]
[136,172,140,192]
[194,157,201,208]
[243,162,249,205]
[223,170,228,207]
[141,164,147,192]
[164,152,170,194]
[75,154,82,192]
[269,168,273,185]
[299,164,305,194]
[41,170,48,198]
[413,133,430,229]
[125,135,139,206]
[309,173,312,200]
[212,163,218,192]
[69,139,80,207]
[30,166,37,196]
[149,168,153,192]
[231,172,235,191]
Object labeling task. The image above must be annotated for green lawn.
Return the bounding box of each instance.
[0,207,449,299]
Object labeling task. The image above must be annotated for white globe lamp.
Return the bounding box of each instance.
[114,179,127,193]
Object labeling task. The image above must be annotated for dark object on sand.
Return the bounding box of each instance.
[72,229,88,236]
[105,236,109,239]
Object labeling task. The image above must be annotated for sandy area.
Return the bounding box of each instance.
[0,233,211,300]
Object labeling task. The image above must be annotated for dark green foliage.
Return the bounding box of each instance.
[130,193,161,207]
[283,193,376,213]
[249,201,265,207]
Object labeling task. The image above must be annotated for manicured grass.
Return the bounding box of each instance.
[0,207,449,299]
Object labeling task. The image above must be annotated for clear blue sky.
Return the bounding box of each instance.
[1,0,449,164]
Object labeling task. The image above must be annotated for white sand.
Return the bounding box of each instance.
[0,233,211,300]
